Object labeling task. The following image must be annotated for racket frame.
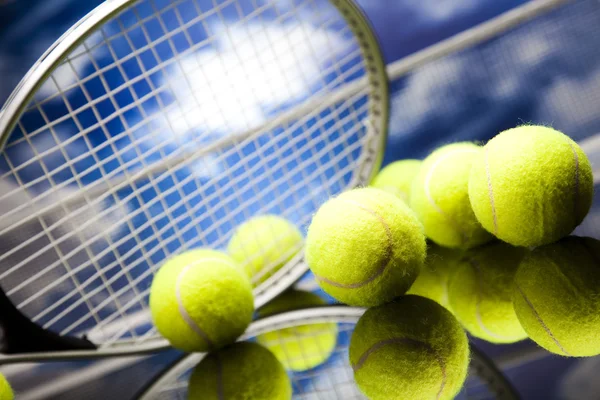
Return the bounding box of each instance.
[0,0,389,363]
[136,306,521,400]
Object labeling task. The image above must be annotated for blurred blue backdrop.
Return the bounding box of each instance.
[2,0,600,399]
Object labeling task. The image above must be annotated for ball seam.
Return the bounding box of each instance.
[313,198,392,289]
[515,282,571,356]
[352,337,447,400]
[175,257,237,349]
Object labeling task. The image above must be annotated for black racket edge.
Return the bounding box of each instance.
[0,0,133,360]
[0,285,96,355]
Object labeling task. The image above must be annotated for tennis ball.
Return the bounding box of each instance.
[410,142,493,249]
[513,236,600,357]
[349,295,469,400]
[407,243,462,310]
[448,242,528,344]
[469,125,593,247]
[149,249,254,352]
[256,289,338,371]
[371,159,422,203]
[0,374,13,400]
[188,342,291,400]
[228,215,303,286]
[306,187,426,307]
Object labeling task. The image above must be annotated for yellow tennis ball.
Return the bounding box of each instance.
[149,249,254,352]
[228,215,303,286]
[349,295,469,400]
[410,142,493,249]
[306,187,426,307]
[407,243,462,310]
[448,242,528,344]
[469,125,593,247]
[513,236,600,357]
[0,374,13,400]
[256,289,338,371]
[371,159,422,203]
[188,342,291,400]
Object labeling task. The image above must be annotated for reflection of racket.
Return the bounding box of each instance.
[0,0,388,363]
[136,306,519,400]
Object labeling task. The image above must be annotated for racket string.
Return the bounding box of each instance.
[0,39,365,228]
[0,0,381,346]
[14,1,357,141]
[3,90,368,287]
[145,320,507,399]
[0,34,364,234]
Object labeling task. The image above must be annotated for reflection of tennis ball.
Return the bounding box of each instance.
[0,374,13,400]
[256,290,337,371]
[469,125,593,247]
[513,237,600,357]
[448,242,527,344]
[149,249,254,352]
[371,159,422,203]
[411,143,493,249]
[349,295,469,400]
[306,188,426,307]
[228,215,303,286]
[188,342,291,400]
[407,244,462,310]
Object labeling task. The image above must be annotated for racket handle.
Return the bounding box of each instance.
[0,286,96,353]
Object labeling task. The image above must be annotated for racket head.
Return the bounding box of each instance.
[136,306,520,400]
[0,0,388,361]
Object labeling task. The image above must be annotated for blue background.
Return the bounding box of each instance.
[2,0,600,399]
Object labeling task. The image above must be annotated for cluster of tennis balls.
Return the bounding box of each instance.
[306,125,597,399]
[149,214,338,398]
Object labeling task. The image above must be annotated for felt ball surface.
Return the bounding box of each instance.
[448,242,528,344]
[256,289,338,371]
[149,249,254,352]
[228,215,303,286]
[410,142,493,249]
[349,295,469,400]
[188,342,292,400]
[306,187,426,307]
[407,243,462,311]
[513,236,600,357]
[371,159,422,203]
[469,125,593,247]
[0,374,13,400]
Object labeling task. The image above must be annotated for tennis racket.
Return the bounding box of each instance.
[136,306,520,400]
[0,0,388,363]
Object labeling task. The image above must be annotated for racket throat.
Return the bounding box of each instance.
[0,288,96,354]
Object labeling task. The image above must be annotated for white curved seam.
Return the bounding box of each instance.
[515,283,571,356]
[352,337,447,399]
[313,198,393,289]
[175,257,238,348]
